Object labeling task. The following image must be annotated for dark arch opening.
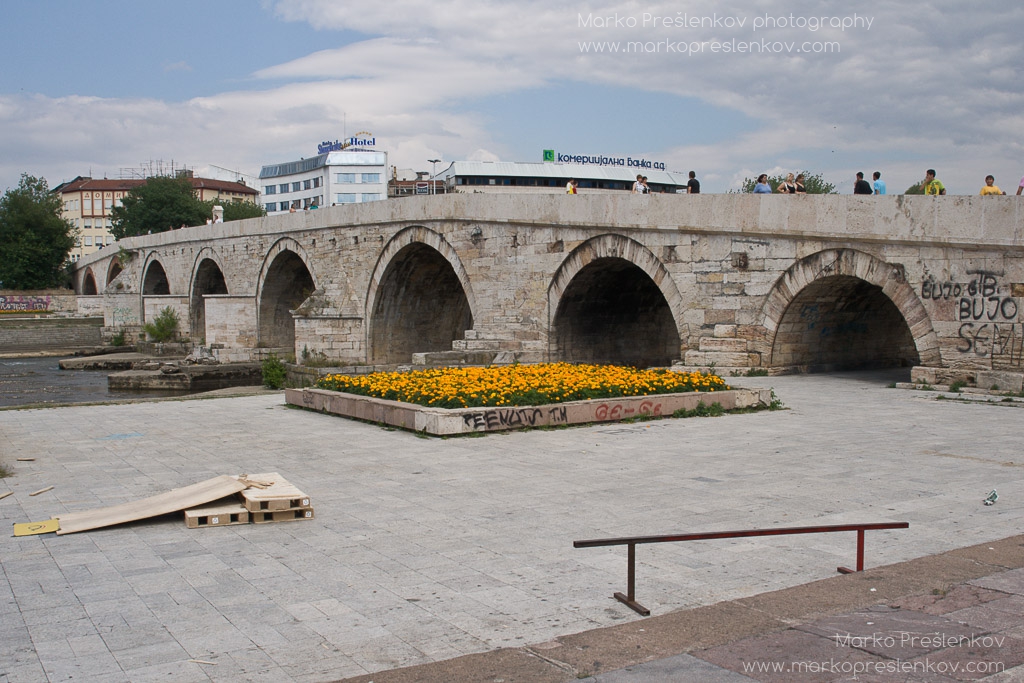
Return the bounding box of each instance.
[769,275,919,371]
[82,272,98,295]
[107,261,123,285]
[143,261,170,295]
[258,251,315,351]
[370,243,472,364]
[553,257,680,367]
[191,259,228,342]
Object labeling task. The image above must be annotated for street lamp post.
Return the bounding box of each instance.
[428,159,441,195]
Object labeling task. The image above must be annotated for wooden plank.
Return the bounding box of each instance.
[237,473,310,512]
[184,500,249,529]
[29,486,54,496]
[56,475,247,535]
[252,508,315,524]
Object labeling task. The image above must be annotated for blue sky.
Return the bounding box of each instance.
[1,1,1022,195]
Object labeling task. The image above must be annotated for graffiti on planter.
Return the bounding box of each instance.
[462,405,568,430]
[594,400,662,421]
[0,294,51,312]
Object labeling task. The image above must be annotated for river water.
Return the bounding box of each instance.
[0,356,190,408]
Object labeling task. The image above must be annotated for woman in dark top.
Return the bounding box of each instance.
[777,173,797,194]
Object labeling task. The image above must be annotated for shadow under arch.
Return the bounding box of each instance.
[256,237,316,351]
[81,269,98,295]
[548,234,684,366]
[365,226,476,365]
[189,249,230,343]
[106,259,123,287]
[141,255,171,295]
[761,248,940,371]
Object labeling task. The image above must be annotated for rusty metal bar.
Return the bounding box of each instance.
[575,522,908,616]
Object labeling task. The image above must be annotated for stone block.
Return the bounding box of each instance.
[977,370,1023,393]
[713,324,737,338]
[699,338,748,353]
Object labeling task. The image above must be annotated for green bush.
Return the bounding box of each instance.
[262,353,287,389]
[143,307,179,342]
[110,329,126,347]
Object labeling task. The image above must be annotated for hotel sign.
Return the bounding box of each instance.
[318,131,376,154]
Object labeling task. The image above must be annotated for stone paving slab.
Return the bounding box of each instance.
[1,370,1024,681]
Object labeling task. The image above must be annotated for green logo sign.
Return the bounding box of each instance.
[542,149,555,162]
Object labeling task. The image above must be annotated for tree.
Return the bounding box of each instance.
[904,182,925,195]
[109,175,210,238]
[214,200,266,222]
[736,171,837,194]
[0,174,77,289]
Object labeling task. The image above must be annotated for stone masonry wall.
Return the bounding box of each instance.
[70,194,1024,372]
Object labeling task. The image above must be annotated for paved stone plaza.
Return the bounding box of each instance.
[1,371,1023,681]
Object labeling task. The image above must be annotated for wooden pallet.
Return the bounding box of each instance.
[184,501,250,528]
[251,508,315,524]
[237,472,310,512]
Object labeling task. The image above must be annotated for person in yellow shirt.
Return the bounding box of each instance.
[923,169,946,195]
[979,175,1005,195]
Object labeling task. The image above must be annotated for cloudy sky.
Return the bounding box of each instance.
[1,0,1021,195]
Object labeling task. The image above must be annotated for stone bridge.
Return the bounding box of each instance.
[70,194,1024,379]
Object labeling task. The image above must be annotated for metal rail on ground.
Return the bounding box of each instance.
[574,522,910,615]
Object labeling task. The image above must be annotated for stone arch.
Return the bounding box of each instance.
[256,237,317,351]
[142,256,171,295]
[366,226,476,364]
[106,259,123,286]
[189,249,229,342]
[81,269,98,295]
[548,234,684,366]
[762,248,940,370]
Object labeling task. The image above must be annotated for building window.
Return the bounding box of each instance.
[264,186,276,195]
[83,196,93,212]
[279,183,289,193]
[265,202,277,212]
[361,173,380,184]
[335,193,357,204]
[303,179,312,190]
[292,182,301,192]
[335,173,355,183]
[106,236,115,245]
[313,177,321,188]
[361,193,382,202]
[104,198,113,211]
[84,236,93,246]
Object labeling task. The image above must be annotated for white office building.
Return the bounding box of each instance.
[259,142,388,214]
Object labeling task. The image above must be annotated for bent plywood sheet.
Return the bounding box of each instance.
[55,475,247,535]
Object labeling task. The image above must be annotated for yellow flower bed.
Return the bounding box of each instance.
[315,363,728,409]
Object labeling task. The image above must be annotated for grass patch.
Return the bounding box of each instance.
[0,462,12,478]
[672,402,725,418]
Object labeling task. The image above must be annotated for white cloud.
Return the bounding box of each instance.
[1,1,1022,194]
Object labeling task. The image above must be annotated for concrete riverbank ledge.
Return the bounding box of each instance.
[285,386,772,435]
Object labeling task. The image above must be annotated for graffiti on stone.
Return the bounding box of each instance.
[922,271,1018,322]
[111,307,139,326]
[594,400,662,421]
[0,295,51,312]
[957,323,1024,367]
[462,405,568,431]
